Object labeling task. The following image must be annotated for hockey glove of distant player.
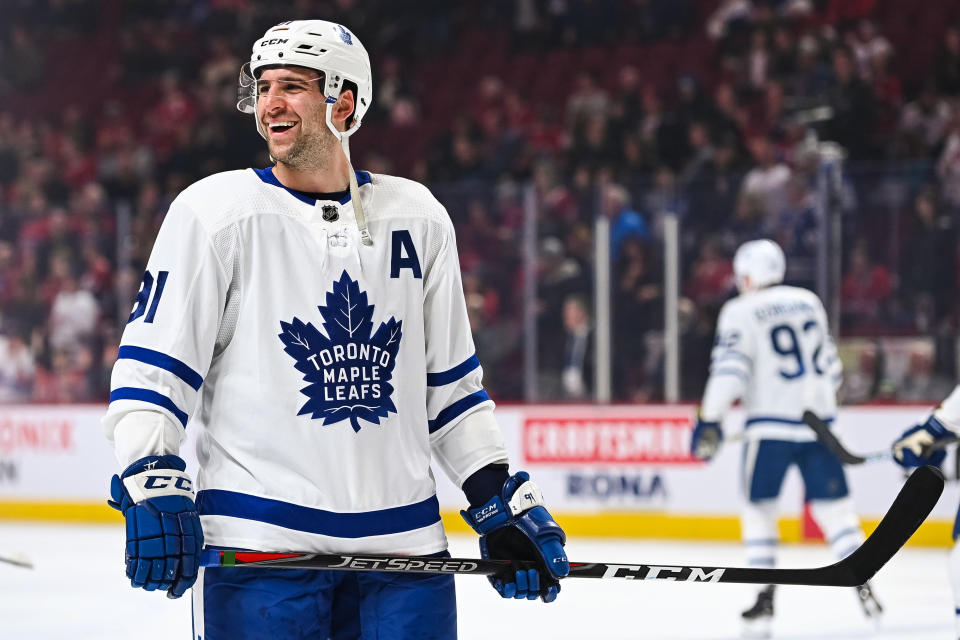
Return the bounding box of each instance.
[690,415,723,461]
[108,454,203,598]
[461,471,569,603]
[892,415,950,468]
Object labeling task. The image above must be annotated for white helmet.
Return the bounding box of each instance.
[237,20,373,139]
[733,239,785,292]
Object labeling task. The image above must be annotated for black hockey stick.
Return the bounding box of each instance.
[200,466,943,587]
[802,410,959,465]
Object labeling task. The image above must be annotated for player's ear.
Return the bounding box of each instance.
[333,89,356,128]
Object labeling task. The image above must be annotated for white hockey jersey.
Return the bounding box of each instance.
[932,384,960,433]
[103,168,506,555]
[701,284,842,441]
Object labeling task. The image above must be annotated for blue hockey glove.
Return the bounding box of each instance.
[461,471,569,603]
[108,454,203,598]
[892,415,950,468]
[690,416,723,461]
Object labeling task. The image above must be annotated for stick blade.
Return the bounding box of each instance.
[802,410,866,464]
[838,465,944,585]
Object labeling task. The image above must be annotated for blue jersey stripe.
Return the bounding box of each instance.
[745,416,834,427]
[838,543,860,559]
[828,526,861,545]
[427,354,480,387]
[747,558,775,567]
[428,390,490,434]
[253,167,371,205]
[117,346,203,390]
[195,490,441,538]
[109,387,188,427]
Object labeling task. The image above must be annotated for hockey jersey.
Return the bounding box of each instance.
[103,168,505,555]
[933,384,960,433]
[701,284,842,441]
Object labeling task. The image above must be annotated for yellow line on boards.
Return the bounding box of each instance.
[0,503,951,547]
[0,501,120,523]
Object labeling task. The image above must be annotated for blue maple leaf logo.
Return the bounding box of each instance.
[278,271,402,432]
[337,25,353,45]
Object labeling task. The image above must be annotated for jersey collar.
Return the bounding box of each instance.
[253,167,371,205]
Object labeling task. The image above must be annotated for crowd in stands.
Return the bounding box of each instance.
[1,0,960,403]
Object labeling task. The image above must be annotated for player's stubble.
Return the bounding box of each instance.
[267,96,340,174]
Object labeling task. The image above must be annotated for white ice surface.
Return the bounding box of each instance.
[0,522,954,639]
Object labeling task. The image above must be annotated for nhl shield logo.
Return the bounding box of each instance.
[278,271,402,432]
[321,205,339,222]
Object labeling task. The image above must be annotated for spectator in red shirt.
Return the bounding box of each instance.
[841,242,892,333]
[145,71,199,159]
[684,237,735,312]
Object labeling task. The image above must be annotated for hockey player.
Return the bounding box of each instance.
[102,20,568,639]
[690,239,881,637]
[892,389,960,640]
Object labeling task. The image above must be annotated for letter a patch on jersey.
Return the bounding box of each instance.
[278,271,402,432]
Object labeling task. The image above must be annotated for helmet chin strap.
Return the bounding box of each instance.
[325,100,372,246]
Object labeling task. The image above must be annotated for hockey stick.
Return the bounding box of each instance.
[802,410,960,465]
[200,466,943,587]
[0,553,33,569]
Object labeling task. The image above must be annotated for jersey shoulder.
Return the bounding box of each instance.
[173,169,267,233]
[762,284,825,310]
[365,173,452,230]
[717,292,754,324]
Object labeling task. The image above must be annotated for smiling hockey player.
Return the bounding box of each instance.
[102,19,568,639]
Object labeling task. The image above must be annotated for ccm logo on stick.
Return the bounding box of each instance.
[601,564,726,582]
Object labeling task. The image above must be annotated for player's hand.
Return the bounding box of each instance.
[892,416,950,468]
[108,454,203,598]
[461,471,569,603]
[691,416,723,461]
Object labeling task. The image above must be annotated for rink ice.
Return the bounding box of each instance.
[0,522,954,639]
